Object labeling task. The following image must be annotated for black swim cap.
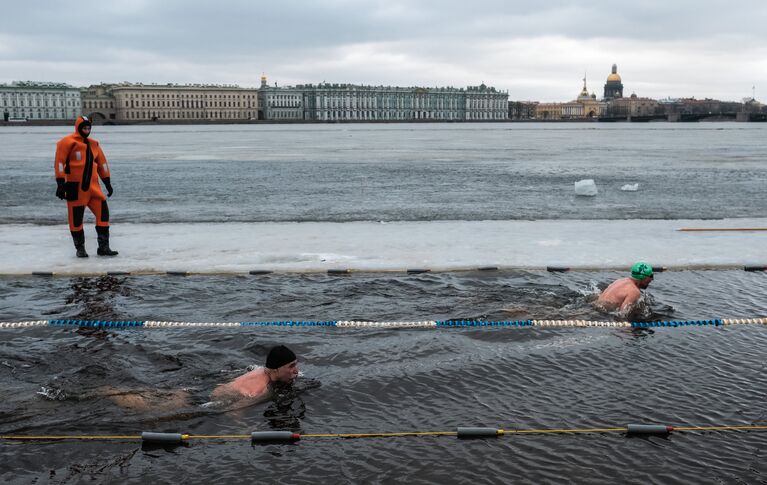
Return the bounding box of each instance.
[265,345,296,369]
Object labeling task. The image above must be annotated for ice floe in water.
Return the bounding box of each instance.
[574,179,598,196]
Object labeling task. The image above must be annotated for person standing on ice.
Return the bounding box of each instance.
[54,116,118,258]
[595,262,654,312]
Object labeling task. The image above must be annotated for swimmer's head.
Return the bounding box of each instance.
[265,345,299,383]
[630,261,653,287]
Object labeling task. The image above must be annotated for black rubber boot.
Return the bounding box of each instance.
[96,226,118,256]
[71,230,88,258]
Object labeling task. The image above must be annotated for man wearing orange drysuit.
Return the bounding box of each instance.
[54,116,118,257]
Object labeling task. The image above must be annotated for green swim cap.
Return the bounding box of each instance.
[630,262,653,280]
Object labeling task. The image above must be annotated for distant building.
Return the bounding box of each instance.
[508,101,539,120]
[264,78,508,121]
[656,97,746,121]
[464,84,508,121]
[741,97,766,114]
[562,78,606,118]
[535,76,606,120]
[258,75,304,120]
[108,83,259,122]
[603,64,624,100]
[600,64,664,119]
[607,93,660,118]
[0,81,80,121]
[663,97,742,115]
[535,102,563,120]
[6,77,511,123]
[81,84,117,122]
[301,83,418,121]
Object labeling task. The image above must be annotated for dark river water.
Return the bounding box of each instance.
[1,123,766,483]
[1,269,766,483]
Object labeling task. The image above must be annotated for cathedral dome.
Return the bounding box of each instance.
[606,64,621,82]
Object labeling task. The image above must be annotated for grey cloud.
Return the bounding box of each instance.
[1,1,765,100]
[6,1,767,55]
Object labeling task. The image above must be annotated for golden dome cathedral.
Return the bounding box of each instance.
[606,64,621,82]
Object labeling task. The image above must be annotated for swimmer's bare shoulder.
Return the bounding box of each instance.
[596,278,639,310]
[211,367,270,401]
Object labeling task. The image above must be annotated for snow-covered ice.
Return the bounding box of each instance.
[1,219,764,274]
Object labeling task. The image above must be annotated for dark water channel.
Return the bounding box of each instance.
[1,269,766,483]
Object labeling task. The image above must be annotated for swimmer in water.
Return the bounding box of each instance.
[595,262,654,313]
[211,345,299,402]
[99,345,299,410]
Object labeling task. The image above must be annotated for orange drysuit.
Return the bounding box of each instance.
[54,116,112,231]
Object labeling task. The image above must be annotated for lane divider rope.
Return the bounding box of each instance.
[8,264,767,277]
[3,424,766,443]
[2,318,766,329]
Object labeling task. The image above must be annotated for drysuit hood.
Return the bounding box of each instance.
[75,116,92,139]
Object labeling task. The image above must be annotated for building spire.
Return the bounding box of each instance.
[579,72,590,98]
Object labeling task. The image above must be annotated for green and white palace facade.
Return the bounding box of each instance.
[1,81,81,121]
[259,75,508,122]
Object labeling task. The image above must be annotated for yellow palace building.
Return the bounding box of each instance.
[535,74,607,120]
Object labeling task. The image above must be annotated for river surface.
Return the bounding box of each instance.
[1,122,766,223]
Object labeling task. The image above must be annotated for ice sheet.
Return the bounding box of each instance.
[1,219,765,274]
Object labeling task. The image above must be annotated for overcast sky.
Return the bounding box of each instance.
[2,1,765,101]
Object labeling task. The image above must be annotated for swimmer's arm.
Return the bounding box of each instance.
[211,383,235,401]
[619,292,640,311]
